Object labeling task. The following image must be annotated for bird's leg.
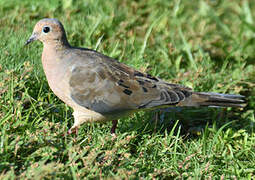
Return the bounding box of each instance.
[61,125,78,137]
[154,111,159,134]
[153,110,163,133]
[67,126,79,135]
[111,120,118,134]
[65,111,83,136]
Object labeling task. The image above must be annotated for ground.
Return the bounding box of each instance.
[0,0,255,179]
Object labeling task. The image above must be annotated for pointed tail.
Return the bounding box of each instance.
[184,92,246,108]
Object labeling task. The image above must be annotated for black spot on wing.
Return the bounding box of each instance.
[146,74,159,82]
[134,71,144,77]
[123,89,132,95]
[117,80,130,88]
[136,80,145,85]
[142,87,148,93]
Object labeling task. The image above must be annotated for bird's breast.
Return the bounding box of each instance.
[42,50,73,106]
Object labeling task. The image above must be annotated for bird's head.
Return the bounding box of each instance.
[25,18,69,46]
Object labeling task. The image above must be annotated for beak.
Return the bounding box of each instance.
[25,33,37,46]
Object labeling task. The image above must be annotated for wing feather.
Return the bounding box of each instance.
[69,50,193,114]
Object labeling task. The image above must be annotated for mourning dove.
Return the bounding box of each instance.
[26,18,245,134]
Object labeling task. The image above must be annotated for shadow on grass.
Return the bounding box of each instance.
[118,105,253,139]
[2,100,253,178]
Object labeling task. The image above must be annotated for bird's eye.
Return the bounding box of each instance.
[42,26,51,33]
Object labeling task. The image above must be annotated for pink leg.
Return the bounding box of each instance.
[67,126,78,135]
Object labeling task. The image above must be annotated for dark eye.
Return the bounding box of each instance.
[42,26,50,33]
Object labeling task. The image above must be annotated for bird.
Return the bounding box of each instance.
[25,18,245,135]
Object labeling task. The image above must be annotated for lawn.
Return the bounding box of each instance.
[0,0,255,179]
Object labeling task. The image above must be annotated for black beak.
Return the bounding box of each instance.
[25,34,37,46]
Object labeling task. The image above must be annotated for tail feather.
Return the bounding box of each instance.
[191,92,246,108]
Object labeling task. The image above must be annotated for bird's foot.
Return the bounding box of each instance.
[67,127,78,135]
[61,127,78,137]
[111,133,117,141]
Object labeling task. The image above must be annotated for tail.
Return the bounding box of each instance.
[184,92,246,108]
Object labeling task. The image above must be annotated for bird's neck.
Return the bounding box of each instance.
[43,39,70,50]
[41,42,70,83]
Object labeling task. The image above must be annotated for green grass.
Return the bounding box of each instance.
[0,0,255,179]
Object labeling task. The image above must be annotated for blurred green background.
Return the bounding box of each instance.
[0,0,255,179]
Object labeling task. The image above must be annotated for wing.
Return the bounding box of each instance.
[69,49,193,115]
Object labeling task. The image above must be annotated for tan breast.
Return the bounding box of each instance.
[41,47,73,106]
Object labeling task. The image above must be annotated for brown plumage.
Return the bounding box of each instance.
[26,18,245,134]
